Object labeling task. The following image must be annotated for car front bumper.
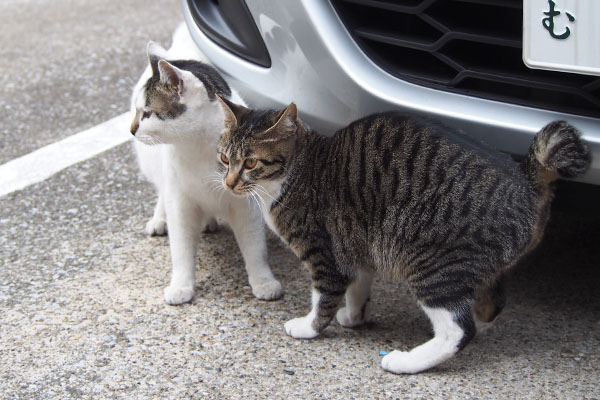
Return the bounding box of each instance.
[183,0,599,184]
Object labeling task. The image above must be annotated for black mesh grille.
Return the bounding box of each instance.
[331,0,600,118]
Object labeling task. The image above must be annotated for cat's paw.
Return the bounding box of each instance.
[475,318,496,333]
[336,305,368,328]
[381,350,418,374]
[251,278,283,301]
[164,284,194,305]
[145,217,167,236]
[284,317,319,339]
[201,218,219,234]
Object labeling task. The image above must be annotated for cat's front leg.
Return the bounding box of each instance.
[201,217,219,234]
[227,203,283,301]
[145,192,167,236]
[163,194,201,305]
[336,269,374,328]
[285,261,350,339]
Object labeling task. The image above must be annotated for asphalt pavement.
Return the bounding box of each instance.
[0,1,599,399]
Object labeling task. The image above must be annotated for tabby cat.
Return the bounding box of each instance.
[215,97,590,374]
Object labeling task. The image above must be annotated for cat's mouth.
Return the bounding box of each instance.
[223,183,252,197]
[134,133,161,146]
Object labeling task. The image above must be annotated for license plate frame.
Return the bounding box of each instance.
[523,0,600,76]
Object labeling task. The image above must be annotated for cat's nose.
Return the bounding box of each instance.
[225,175,239,190]
[130,121,139,136]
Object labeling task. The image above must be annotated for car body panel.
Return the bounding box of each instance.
[182,0,599,184]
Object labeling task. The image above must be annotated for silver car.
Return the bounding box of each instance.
[182,0,599,184]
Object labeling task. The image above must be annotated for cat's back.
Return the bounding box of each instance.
[326,111,528,196]
[323,111,537,239]
[336,112,516,172]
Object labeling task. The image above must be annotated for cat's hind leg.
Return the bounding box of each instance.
[336,269,374,328]
[145,193,167,236]
[381,303,475,374]
[473,275,506,332]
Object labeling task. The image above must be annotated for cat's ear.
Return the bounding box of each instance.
[216,95,247,131]
[157,60,185,96]
[146,41,169,75]
[262,103,299,141]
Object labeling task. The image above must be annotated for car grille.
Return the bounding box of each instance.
[330,0,600,118]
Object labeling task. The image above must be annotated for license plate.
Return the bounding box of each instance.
[523,0,600,76]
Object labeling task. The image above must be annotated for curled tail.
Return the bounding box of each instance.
[521,120,591,185]
[519,121,591,254]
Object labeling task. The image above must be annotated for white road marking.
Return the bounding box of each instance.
[0,112,132,198]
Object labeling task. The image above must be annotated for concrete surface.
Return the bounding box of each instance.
[1,143,599,399]
[0,0,180,164]
[0,0,599,399]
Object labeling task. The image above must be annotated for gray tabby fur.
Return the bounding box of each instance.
[216,98,591,374]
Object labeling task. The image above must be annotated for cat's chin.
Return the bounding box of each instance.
[134,135,161,146]
[228,189,247,196]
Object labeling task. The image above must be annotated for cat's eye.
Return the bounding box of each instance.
[141,110,152,120]
[244,158,257,169]
[220,153,230,164]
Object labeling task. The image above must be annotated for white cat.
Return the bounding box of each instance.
[129,23,283,304]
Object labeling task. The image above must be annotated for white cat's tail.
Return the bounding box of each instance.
[521,120,591,185]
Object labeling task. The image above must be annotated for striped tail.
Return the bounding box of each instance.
[520,120,591,186]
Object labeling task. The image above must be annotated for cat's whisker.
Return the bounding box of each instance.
[249,188,270,215]
[202,171,222,181]
[254,184,289,210]
[207,181,221,194]
[248,190,263,212]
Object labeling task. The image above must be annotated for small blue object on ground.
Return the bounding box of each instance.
[379,351,388,356]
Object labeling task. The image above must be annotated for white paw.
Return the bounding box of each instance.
[145,217,167,236]
[164,284,194,305]
[251,278,283,301]
[381,350,420,374]
[336,305,368,328]
[475,319,495,333]
[202,218,219,233]
[284,317,319,339]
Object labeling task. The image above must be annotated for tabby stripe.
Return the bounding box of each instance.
[311,268,347,283]
[259,157,284,166]
[373,167,381,194]
[358,132,366,191]
[423,141,441,188]
[405,249,440,273]
[300,247,324,261]
[382,147,392,172]
[422,287,475,308]
[405,136,423,179]
[418,271,478,294]
[252,167,265,176]
[261,168,285,180]
[412,257,474,283]
[392,119,408,150]
[314,286,346,297]
[344,186,355,208]
[373,118,385,150]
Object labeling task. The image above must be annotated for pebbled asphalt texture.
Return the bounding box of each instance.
[0,0,599,399]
